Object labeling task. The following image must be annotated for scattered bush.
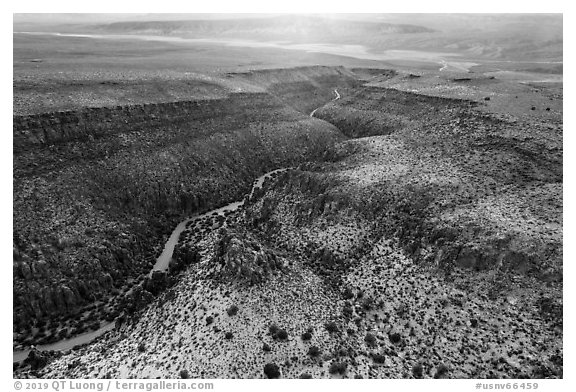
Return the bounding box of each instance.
[269,324,279,335]
[361,297,374,311]
[325,322,339,333]
[364,333,377,347]
[412,362,424,378]
[277,329,288,340]
[301,332,312,341]
[412,363,424,378]
[434,364,449,379]
[206,316,214,325]
[329,361,347,375]
[180,369,190,379]
[308,346,321,357]
[372,353,386,364]
[389,332,402,344]
[343,306,353,317]
[264,363,281,379]
[396,304,408,316]
[262,343,271,352]
[137,342,145,352]
[342,288,354,300]
[299,373,313,379]
[225,332,233,340]
[227,305,239,316]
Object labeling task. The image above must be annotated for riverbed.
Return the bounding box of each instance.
[13,167,291,363]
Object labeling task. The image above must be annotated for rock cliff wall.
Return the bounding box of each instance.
[13,81,346,345]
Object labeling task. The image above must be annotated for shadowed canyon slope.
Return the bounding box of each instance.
[13,66,358,349]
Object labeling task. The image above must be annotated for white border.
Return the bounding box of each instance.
[3,2,571,391]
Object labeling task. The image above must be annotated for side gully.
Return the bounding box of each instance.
[310,89,340,118]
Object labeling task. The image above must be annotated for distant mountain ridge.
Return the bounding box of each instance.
[14,14,563,63]
[93,15,562,62]
[94,15,435,44]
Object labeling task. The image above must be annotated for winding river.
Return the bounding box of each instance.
[151,167,289,273]
[13,89,341,364]
[13,168,289,363]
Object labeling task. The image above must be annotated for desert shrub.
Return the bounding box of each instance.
[137,342,145,352]
[301,331,312,341]
[329,361,347,375]
[361,297,374,311]
[364,333,377,347]
[299,373,313,379]
[372,353,386,364]
[269,324,279,335]
[389,332,402,344]
[206,316,214,325]
[434,364,449,379]
[537,296,562,321]
[277,329,288,340]
[262,343,271,352]
[412,363,424,378]
[225,332,233,340]
[227,305,239,316]
[179,369,190,379]
[325,321,339,333]
[308,346,321,357]
[396,304,408,316]
[263,363,281,379]
[343,306,353,317]
[336,347,350,357]
[342,287,354,300]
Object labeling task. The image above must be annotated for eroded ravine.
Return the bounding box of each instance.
[310,89,340,117]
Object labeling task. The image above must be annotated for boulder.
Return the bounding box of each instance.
[143,271,169,295]
[24,347,49,370]
[32,260,49,278]
[455,247,482,269]
[212,228,282,284]
[61,286,77,309]
[97,272,114,289]
[20,262,32,280]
